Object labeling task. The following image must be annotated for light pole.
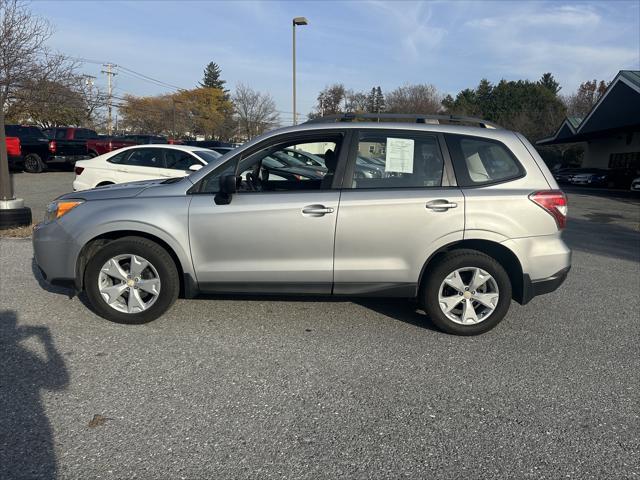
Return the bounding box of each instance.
[292,16,308,125]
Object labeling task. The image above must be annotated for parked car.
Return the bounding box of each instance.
[181,140,233,149]
[72,145,221,191]
[553,168,582,184]
[260,154,326,181]
[122,134,168,144]
[284,147,383,179]
[568,169,609,186]
[44,127,138,158]
[4,125,49,172]
[4,125,89,173]
[33,113,571,335]
[631,177,640,191]
[210,146,235,155]
[281,148,327,168]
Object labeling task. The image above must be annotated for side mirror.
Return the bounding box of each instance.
[220,174,237,194]
[215,174,237,205]
[189,164,203,172]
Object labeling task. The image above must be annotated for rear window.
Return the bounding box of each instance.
[5,125,45,138]
[192,150,221,163]
[445,134,524,186]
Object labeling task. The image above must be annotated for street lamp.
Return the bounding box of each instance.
[292,16,308,125]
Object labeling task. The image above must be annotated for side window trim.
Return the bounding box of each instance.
[343,128,453,189]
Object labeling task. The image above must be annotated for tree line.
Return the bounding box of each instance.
[310,75,609,143]
[116,63,280,142]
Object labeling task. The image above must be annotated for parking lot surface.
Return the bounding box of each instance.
[1,176,639,479]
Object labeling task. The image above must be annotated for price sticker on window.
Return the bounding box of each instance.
[385,137,414,173]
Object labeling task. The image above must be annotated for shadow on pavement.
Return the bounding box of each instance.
[193,293,439,332]
[0,310,69,479]
[563,217,640,263]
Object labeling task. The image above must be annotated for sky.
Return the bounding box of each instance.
[32,0,640,125]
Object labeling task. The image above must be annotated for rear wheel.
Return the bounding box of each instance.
[422,250,512,335]
[23,153,46,173]
[84,237,179,324]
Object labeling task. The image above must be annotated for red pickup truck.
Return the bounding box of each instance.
[44,127,137,157]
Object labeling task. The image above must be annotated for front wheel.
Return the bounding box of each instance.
[422,250,512,335]
[84,237,179,324]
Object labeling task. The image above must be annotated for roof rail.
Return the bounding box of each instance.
[304,112,501,129]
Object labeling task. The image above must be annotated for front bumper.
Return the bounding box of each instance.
[521,266,571,304]
[32,220,80,289]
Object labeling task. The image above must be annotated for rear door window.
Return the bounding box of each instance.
[164,150,201,170]
[121,148,163,168]
[445,134,524,186]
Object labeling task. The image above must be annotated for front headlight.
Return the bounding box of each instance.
[44,200,84,223]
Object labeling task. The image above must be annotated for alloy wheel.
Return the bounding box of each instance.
[437,267,500,325]
[98,254,161,314]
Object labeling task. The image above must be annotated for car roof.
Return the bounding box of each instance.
[112,144,214,154]
[263,121,517,141]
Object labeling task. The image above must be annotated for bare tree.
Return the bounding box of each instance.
[345,90,368,113]
[233,83,279,140]
[386,84,443,114]
[0,0,75,199]
[563,80,609,118]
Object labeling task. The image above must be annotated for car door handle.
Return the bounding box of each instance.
[302,205,334,216]
[426,199,458,211]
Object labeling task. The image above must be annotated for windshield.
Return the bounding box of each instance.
[193,150,221,163]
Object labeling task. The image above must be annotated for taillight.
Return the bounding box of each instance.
[49,140,57,153]
[529,190,568,229]
[74,166,84,175]
[6,137,21,156]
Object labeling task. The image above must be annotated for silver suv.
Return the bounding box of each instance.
[33,114,571,335]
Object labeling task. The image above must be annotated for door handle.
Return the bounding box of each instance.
[302,204,335,217]
[426,199,458,211]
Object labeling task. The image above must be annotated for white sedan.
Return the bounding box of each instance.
[72,145,221,191]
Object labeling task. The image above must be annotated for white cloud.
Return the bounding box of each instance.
[364,1,447,59]
[466,4,601,29]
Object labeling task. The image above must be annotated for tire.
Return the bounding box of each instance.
[0,207,32,229]
[88,151,98,158]
[84,236,179,324]
[23,153,46,173]
[422,249,512,335]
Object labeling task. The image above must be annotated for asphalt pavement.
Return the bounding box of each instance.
[1,177,639,479]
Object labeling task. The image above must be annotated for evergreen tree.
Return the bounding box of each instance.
[375,86,385,113]
[199,62,228,95]
[366,86,385,113]
[539,73,561,95]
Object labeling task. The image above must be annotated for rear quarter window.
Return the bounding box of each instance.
[445,134,525,187]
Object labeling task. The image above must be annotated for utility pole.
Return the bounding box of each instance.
[292,17,308,126]
[101,64,117,135]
